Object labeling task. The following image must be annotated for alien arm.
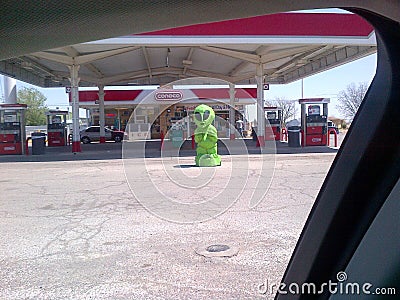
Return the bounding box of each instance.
[199,126,218,149]
[207,126,218,143]
[194,129,204,144]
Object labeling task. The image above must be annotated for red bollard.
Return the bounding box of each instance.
[191,134,195,150]
[160,131,164,150]
[72,141,81,153]
[256,135,265,147]
[328,129,338,147]
[281,128,287,142]
[334,130,338,147]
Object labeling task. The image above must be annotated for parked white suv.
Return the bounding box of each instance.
[79,126,124,144]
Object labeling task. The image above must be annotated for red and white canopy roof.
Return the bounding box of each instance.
[2,12,375,88]
[71,88,258,108]
[117,13,374,44]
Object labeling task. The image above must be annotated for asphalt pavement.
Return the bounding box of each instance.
[0,138,340,299]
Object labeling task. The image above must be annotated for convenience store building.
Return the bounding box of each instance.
[74,87,257,139]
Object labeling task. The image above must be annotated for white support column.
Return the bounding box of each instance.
[229,83,236,140]
[98,85,106,143]
[256,64,265,147]
[117,109,121,130]
[86,109,90,127]
[69,64,81,152]
[186,112,190,139]
[4,76,17,104]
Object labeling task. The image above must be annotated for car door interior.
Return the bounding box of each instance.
[0,1,399,300]
[277,7,400,300]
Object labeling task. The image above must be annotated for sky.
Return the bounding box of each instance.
[264,53,377,118]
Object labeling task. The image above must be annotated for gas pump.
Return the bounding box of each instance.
[0,104,27,155]
[299,98,330,146]
[46,110,68,146]
[264,106,282,141]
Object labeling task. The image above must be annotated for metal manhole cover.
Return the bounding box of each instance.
[206,244,230,252]
[195,243,239,257]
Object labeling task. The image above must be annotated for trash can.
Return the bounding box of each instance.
[251,126,258,141]
[31,132,46,155]
[170,128,184,148]
[286,119,301,147]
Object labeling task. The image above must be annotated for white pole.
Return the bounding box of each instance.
[117,109,121,130]
[86,109,90,126]
[256,64,265,146]
[186,111,190,139]
[229,83,236,140]
[98,85,106,143]
[69,64,81,152]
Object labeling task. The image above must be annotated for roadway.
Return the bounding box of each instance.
[0,139,339,299]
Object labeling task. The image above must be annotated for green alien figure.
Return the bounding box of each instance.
[193,104,221,167]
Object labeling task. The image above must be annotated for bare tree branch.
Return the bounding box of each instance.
[336,82,368,121]
[266,97,298,124]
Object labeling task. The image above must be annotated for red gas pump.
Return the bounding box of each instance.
[0,104,27,155]
[299,98,330,146]
[264,106,282,141]
[46,110,68,147]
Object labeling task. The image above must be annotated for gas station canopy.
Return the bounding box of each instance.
[0,13,376,88]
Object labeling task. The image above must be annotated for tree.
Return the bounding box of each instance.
[336,82,368,121]
[17,87,48,125]
[266,97,298,125]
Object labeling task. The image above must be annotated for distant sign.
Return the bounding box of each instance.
[155,90,183,101]
[308,105,321,115]
[185,104,244,111]
[266,111,277,120]
[263,84,270,90]
[4,114,17,122]
[65,87,71,93]
[52,116,62,124]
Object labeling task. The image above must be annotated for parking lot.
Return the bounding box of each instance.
[0,140,339,299]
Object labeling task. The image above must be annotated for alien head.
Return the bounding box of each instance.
[193,104,215,128]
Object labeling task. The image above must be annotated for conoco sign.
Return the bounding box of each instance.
[154,90,183,101]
